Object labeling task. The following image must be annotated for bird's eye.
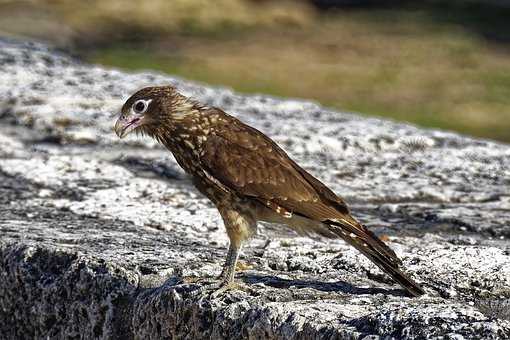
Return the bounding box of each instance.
[133,100,148,114]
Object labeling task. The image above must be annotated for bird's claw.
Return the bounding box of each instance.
[208,282,232,298]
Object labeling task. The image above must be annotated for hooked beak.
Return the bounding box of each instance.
[114,113,144,138]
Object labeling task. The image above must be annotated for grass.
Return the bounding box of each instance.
[87,9,510,142]
[1,1,508,142]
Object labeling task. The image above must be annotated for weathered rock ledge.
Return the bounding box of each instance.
[0,38,509,339]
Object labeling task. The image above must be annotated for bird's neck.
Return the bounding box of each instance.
[150,106,219,158]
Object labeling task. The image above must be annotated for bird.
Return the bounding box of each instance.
[114,85,425,297]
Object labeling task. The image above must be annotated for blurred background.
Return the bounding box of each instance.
[1,0,509,142]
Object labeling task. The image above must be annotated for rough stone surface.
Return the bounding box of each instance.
[0,38,509,339]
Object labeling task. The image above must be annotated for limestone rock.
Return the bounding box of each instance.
[0,38,509,339]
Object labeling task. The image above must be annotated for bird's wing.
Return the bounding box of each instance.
[200,118,348,221]
[201,116,403,270]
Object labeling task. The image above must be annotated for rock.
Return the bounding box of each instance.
[0,38,509,339]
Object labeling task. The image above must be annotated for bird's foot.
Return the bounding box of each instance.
[188,280,227,298]
[209,281,238,299]
[182,276,215,284]
[189,279,251,299]
[216,260,252,281]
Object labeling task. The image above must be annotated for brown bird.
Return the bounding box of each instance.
[114,86,425,297]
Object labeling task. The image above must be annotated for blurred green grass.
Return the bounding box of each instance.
[1,1,509,142]
[86,10,510,142]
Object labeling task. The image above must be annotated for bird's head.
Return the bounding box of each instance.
[114,85,188,139]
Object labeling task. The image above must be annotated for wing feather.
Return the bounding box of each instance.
[200,118,347,221]
[196,112,412,290]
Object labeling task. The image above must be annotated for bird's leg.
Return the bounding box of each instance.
[204,207,256,297]
[189,242,243,298]
[187,207,256,298]
[186,243,239,287]
[217,242,240,283]
[206,242,242,298]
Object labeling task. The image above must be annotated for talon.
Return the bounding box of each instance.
[183,276,216,284]
[209,282,234,298]
[188,279,249,299]
[188,280,230,298]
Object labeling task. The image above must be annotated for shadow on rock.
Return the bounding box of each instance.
[240,273,408,297]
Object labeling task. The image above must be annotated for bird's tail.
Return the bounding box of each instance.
[326,217,425,297]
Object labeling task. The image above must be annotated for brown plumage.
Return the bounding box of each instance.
[114,86,425,297]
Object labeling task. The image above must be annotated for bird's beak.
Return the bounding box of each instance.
[114,113,144,138]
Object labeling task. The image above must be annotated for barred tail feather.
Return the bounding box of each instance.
[326,220,425,297]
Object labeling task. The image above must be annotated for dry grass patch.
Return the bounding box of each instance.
[90,11,510,141]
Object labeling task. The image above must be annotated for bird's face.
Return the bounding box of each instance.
[114,86,177,138]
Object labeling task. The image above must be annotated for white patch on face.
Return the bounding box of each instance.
[131,99,153,115]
